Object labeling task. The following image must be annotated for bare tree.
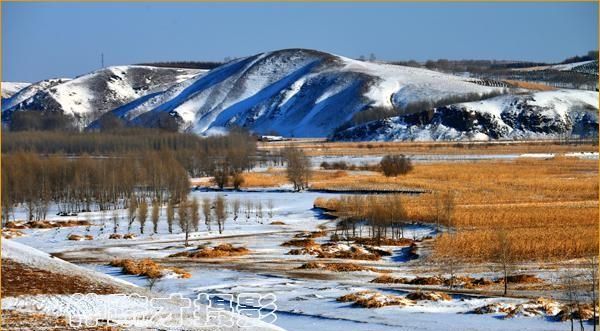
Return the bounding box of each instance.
[212,160,229,190]
[437,236,460,290]
[151,199,160,234]
[147,276,160,291]
[138,199,148,234]
[178,199,191,246]
[256,200,263,223]
[266,199,274,220]
[190,197,200,232]
[214,196,227,234]
[127,196,137,233]
[586,256,599,331]
[562,268,582,331]
[244,200,253,222]
[111,210,119,234]
[166,199,175,234]
[232,173,244,190]
[231,199,241,221]
[202,197,212,231]
[283,146,311,191]
[495,227,513,296]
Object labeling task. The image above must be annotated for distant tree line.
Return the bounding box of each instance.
[136,61,225,70]
[496,69,597,90]
[559,50,598,64]
[384,51,598,91]
[385,50,598,72]
[6,111,77,132]
[2,128,257,176]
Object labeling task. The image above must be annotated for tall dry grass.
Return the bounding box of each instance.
[241,169,348,188]
[258,140,597,157]
[314,157,598,262]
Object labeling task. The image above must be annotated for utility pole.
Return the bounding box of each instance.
[101,53,104,68]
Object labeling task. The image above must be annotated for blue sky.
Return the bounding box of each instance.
[2,2,598,82]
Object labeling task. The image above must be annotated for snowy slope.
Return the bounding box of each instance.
[2,66,204,128]
[332,90,599,141]
[1,82,30,99]
[2,239,136,292]
[2,78,69,110]
[108,49,502,137]
[549,60,597,71]
[2,239,283,331]
[514,60,598,76]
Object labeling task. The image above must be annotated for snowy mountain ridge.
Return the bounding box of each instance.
[332,89,598,141]
[2,66,204,128]
[97,49,503,137]
[2,48,598,141]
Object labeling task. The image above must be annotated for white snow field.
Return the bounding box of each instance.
[6,190,573,331]
[1,239,283,331]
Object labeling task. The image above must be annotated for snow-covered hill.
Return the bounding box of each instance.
[3,49,598,141]
[101,49,502,137]
[331,90,599,141]
[1,82,31,99]
[2,66,204,128]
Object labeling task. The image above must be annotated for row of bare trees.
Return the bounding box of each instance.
[561,257,598,331]
[2,129,261,224]
[121,196,276,246]
[334,195,407,243]
[330,191,455,244]
[2,151,189,224]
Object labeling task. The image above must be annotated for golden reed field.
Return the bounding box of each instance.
[258,139,597,156]
[246,152,598,263]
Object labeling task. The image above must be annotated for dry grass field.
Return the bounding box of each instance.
[258,140,597,157]
[504,80,557,91]
[241,168,349,188]
[222,141,598,263]
[311,157,598,262]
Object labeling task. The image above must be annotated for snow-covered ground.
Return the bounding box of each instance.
[83,266,562,331]
[2,232,282,331]
[5,190,574,330]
